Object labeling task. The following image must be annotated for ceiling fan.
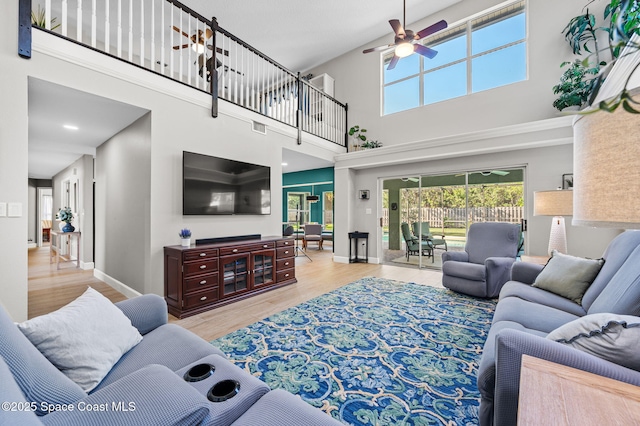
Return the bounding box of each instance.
[455,171,511,177]
[172,26,231,79]
[363,0,447,70]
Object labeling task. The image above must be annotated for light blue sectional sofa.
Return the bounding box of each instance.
[0,294,341,426]
[479,230,640,426]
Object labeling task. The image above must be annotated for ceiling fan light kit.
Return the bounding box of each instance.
[363,0,447,70]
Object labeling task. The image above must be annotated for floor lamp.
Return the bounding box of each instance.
[534,189,573,256]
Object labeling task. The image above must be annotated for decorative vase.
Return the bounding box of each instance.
[62,222,75,232]
[181,238,191,247]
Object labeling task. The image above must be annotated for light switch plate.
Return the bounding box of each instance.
[8,203,22,217]
[0,203,6,217]
[366,208,372,215]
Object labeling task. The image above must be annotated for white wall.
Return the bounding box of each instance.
[307,0,605,145]
[0,1,30,321]
[96,115,151,294]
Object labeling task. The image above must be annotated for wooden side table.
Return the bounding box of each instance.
[518,355,640,425]
[520,255,550,266]
[50,230,81,270]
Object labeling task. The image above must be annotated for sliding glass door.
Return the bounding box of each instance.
[382,168,524,269]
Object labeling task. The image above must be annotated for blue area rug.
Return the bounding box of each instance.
[211,277,496,425]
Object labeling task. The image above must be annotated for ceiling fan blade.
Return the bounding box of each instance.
[387,55,400,70]
[206,46,230,57]
[414,44,438,59]
[389,19,406,38]
[415,20,448,40]
[205,28,213,39]
[491,170,510,176]
[171,26,190,39]
[363,43,394,54]
[172,44,190,50]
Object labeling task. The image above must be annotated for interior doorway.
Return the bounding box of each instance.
[382,168,525,269]
[37,187,53,247]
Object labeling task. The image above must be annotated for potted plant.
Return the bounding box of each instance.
[348,125,367,151]
[31,5,61,30]
[56,207,75,232]
[361,140,383,149]
[179,228,192,247]
[553,0,640,113]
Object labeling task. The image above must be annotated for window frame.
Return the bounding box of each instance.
[381,0,527,116]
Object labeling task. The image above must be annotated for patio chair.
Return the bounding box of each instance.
[401,222,434,262]
[411,221,448,251]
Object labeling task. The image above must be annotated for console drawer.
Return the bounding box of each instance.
[276,258,294,271]
[184,259,218,277]
[219,242,275,256]
[276,239,295,247]
[276,269,295,282]
[184,288,219,309]
[184,273,219,294]
[277,247,294,258]
[184,248,219,262]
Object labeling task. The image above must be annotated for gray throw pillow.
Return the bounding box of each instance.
[547,313,640,370]
[532,250,604,304]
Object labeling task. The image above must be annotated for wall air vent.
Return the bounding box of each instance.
[252,121,267,135]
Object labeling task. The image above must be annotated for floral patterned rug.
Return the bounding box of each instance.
[211,277,496,425]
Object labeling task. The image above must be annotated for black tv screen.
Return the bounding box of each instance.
[183,151,271,215]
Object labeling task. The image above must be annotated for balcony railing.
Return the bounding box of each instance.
[22,0,348,147]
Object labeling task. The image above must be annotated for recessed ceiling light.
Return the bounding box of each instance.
[63,124,79,130]
[281,162,288,166]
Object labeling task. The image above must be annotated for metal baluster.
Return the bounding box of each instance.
[150,0,155,72]
[186,15,191,85]
[160,0,164,75]
[169,5,173,78]
[91,0,97,47]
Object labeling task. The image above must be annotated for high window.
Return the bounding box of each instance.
[383,1,526,115]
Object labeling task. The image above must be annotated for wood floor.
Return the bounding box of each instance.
[28,245,444,341]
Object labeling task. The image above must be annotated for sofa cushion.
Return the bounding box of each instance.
[499,281,587,317]
[18,287,143,392]
[491,296,581,333]
[532,251,604,304]
[582,231,640,311]
[588,244,640,316]
[547,313,640,371]
[442,261,486,281]
[94,323,225,392]
[0,305,86,416]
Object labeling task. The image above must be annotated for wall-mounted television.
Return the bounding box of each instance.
[183,151,271,215]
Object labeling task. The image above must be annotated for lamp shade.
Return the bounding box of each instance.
[533,190,573,216]
[572,104,640,228]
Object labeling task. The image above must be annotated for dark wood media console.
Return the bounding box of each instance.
[164,235,296,318]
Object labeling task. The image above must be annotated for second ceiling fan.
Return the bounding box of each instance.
[363,0,447,70]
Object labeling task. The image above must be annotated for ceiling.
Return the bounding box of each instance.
[28,0,458,179]
[181,0,460,71]
[28,78,148,179]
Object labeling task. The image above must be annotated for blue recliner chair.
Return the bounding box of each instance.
[441,222,521,298]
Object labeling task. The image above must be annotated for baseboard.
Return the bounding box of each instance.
[27,243,37,249]
[80,261,95,270]
[93,269,142,299]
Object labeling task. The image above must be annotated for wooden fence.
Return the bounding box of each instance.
[382,207,523,228]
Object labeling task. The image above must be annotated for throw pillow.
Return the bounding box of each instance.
[18,287,143,392]
[547,313,640,370]
[532,250,604,304]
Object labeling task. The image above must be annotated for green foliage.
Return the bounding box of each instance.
[56,207,74,223]
[552,60,601,110]
[31,5,61,30]
[348,125,367,142]
[554,0,640,113]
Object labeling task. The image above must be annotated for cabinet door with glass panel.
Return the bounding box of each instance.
[219,253,250,298]
[251,248,275,289]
